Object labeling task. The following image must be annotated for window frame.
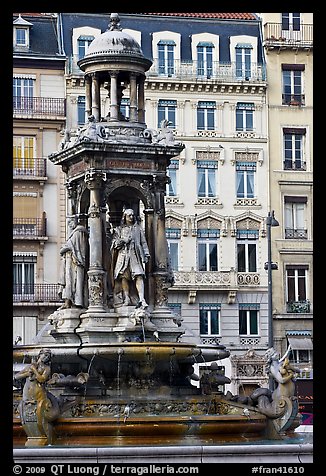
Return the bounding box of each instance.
[199,304,220,336]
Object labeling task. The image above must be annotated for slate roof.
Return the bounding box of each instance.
[13,13,64,58]
[139,13,257,20]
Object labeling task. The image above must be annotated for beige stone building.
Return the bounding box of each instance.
[13,13,66,343]
[259,12,313,372]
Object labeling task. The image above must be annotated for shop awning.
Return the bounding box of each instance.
[288,337,313,350]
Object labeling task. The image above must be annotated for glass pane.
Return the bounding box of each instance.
[236,171,244,198]
[210,310,219,334]
[239,310,247,334]
[168,242,179,271]
[207,169,216,197]
[248,244,256,272]
[237,244,245,272]
[197,169,206,197]
[298,273,306,301]
[236,110,243,130]
[209,243,218,271]
[200,310,208,334]
[198,243,207,271]
[246,171,255,197]
[249,310,258,334]
[287,273,295,301]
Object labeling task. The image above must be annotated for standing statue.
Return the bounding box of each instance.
[111,209,150,308]
[58,219,89,309]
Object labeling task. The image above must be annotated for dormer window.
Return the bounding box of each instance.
[13,14,33,50]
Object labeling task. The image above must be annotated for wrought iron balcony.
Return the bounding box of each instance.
[286,300,310,313]
[13,283,62,304]
[13,157,47,178]
[264,22,313,49]
[66,55,266,82]
[13,216,47,238]
[283,160,306,171]
[13,96,66,118]
[285,228,308,239]
[282,94,305,106]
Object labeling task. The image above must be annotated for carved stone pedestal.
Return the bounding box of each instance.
[49,308,87,343]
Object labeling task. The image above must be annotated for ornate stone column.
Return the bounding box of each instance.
[91,73,101,121]
[129,73,138,122]
[84,169,108,312]
[109,72,118,120]
[138,75,145,123]
[85,74,92,118]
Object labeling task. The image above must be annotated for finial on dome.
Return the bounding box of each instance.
[109,13,122,31]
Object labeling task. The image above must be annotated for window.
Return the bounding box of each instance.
[284,197,307,239]
[235,44,252,79]
[120,98,130,120]
[77,96,86,125]
[237,229,258,272]
[197,43,213,77]
[282,65,304,105]
[286,265,308,304]
[13,316,37,345]
[200,304,220,335]
[197,101,215,131]
[16,28,27,46]
[166,228,181,271]
[166,160,179,197]
[158,40,175,76]
[197,229,219,271]
[13,255,36,297]
[78,35,94,60]
[283,128,306,169]
[13,77,34,110]
[282,13,301,33]
[197,160,217,197]
[236,103,254,131]
[158,100,176,128]
[236,161,256,198]
[239,304,259,335]
[13,136,35,173]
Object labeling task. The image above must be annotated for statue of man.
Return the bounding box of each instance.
[58,219,89,309]
[111,209,150,308]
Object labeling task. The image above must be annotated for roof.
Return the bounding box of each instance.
[138,13,257,20]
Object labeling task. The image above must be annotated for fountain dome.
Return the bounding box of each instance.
[78,13,152,70]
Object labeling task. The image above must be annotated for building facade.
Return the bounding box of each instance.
[13,13,66,343]
[259,12,313,422]
[12,13,312,400]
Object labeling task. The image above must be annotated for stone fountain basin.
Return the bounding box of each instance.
[13,342,229,365]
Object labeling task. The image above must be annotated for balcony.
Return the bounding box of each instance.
[285,228,308,239]
[13,158,47,179]
[286,300,310,314]
[172,269,261,290]
[13,215,47,239]
[13,96,66,119]
[66,55,266,83]
[13,283,62,304]
[283,160,306,171]
[282,94,305,107]
[264,23,313,49]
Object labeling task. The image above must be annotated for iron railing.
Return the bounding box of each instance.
[264,22,313,48]
[285,228,308,239]
[13,96,66,117]
[286,300,310,313]
[13,158,47,178]
[13,216,47,238]
[67,55,266,82]
[13,283,62,303]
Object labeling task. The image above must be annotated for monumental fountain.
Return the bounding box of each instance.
[13,13,302,450]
